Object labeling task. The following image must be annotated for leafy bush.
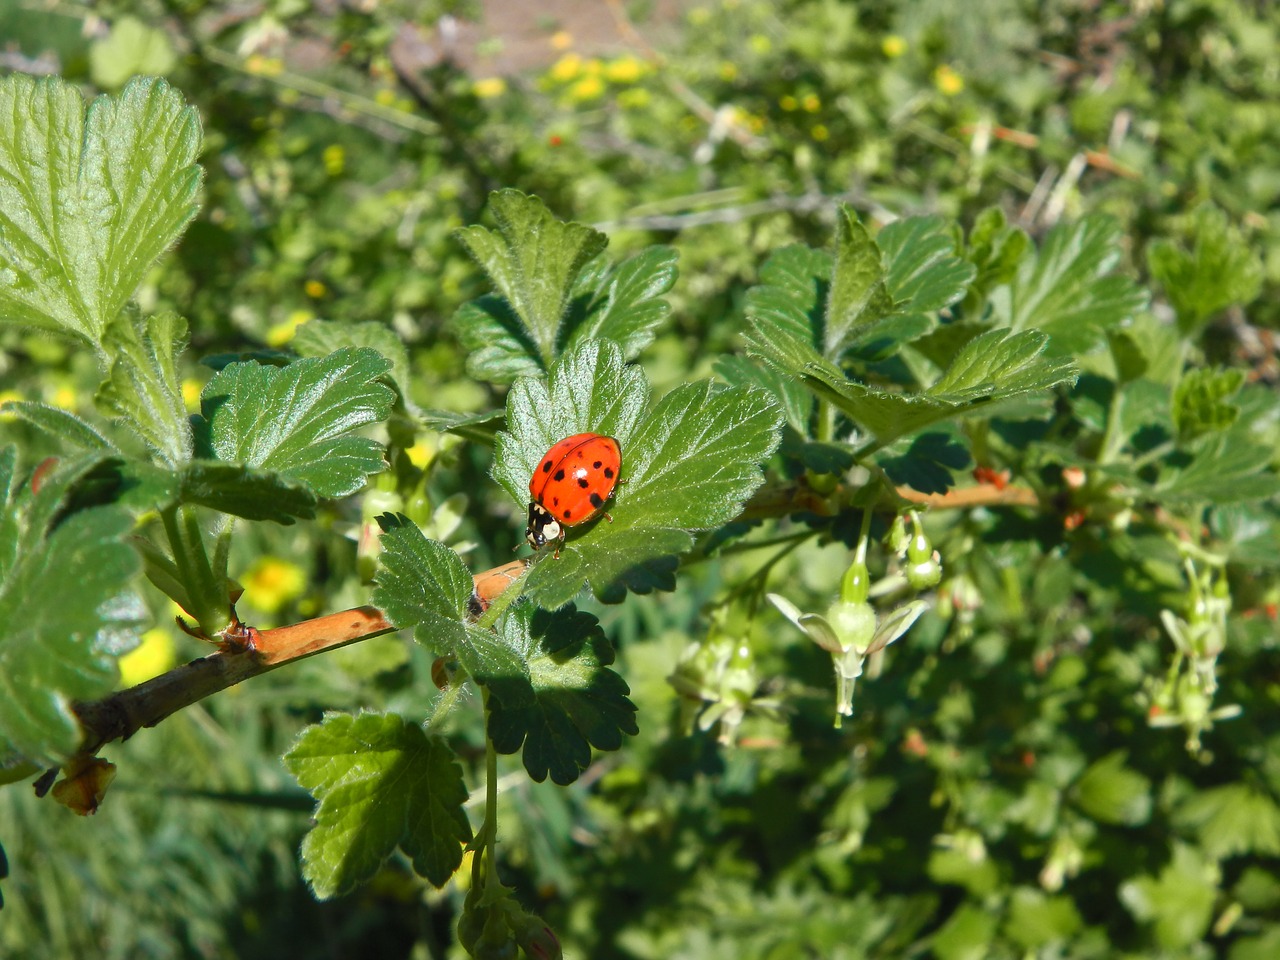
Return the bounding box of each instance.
[2,3,1279,958]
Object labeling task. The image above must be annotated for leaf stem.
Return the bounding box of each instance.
[160,505,227,636]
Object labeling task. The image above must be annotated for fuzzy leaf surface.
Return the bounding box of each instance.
[1147,205,1263,335]
[293,319,412,402]
[97,311,193,466]
[195,348,393,498]
[0,75,201,345]
[824,206,892,356]
[879,215,976,315]
[562,245,679,358]
[486,605,638,785]
[285,712,471,898]
[1,402,113,452]
[371,516,474,652]
[455,190,608,369]
[0,451,145,765]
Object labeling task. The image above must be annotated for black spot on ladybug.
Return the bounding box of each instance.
[577,478,589,489]
[564,509,572,519]
[553,497,560,507]
[604,467,615,479]
[593,460,602,468]
[553,469,565,481]
[541,460,553,473]
[589,492,604,508]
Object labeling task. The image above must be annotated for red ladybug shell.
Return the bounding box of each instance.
[526,433,621,551]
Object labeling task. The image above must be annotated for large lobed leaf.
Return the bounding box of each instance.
[0,450,145,766]
[195,347,394,499]
[486,605,638,785]
[0,75,202,347]
[992,214,1148,355]
[97,311,193,467]
[496,340,782,608]
[285,711,471,898]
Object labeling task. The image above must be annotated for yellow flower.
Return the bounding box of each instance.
[304,279,328,299]
[548,52,583,83]
[934,64,964,96]
[802,93,821,112]
[811,124,830,141]
[473,76,507,99]
[405,438,436,469]
[745,112,766,134]
[605,56,645,84]
[569,75,605,101]
[719,62,738,81]
[374,87,397,107]
[182,378,202,411]
[549,30,573,51]
[749,34,772,54]
[119,628,177,687]
[779,94,798,111]
[321,144,345,176]
[882,35,907,58]
[266,310,311,347]
[618,88,651,109]
[244,556,307,614]
[52,386,77,411]
[245,55,284,77]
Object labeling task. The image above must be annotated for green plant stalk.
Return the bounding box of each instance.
[160,504,229,636]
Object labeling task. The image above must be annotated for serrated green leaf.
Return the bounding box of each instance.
[1072,750,1151,825]
[1,401,114,452]
[0,450,145,766]
[371,516,474,648]
[1119,844,1218,949]
[455,190,608,367]
[742,244,829,372]
[962,207,1029,312]
[0,75,202,346]
[825,205,893,356]
[89,16,177,89]
[177,461,317,523]
[931,903,999,960]
[417,407,506,444]
[1152,431,1280,505]
[195,347,393,498]
[97,311,193,467]
[805,329,1077,445]
[1173,367,1244,444]
[494,340,780,606]
[879,216,977,314]
[878,431,971,495]
[293,319,412,402]
[715,355,812,433]
[993,214,1148,355]
[485,605,637,785]
[1147,205,1263,335]
[563,245,678,357]
[453,295,544,384]
[285,712,471,898]
[1174,784,1280,859]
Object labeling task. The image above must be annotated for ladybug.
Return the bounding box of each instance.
[526,432,621,556]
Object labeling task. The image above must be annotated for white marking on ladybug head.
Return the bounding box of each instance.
[526,502,562,550]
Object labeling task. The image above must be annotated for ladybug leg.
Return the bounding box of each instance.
[604,511,613,523]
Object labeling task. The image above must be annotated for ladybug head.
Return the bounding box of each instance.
[525,501,562,550]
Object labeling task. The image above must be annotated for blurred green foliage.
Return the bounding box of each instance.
[1,1,1279,959]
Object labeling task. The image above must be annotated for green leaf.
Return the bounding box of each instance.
[195,347,394,498]
[485,605,638,785]
[1152,431,1280,505]
[563,245,679,358]
[453,296,543,384]
[176,462,318,523]
[88,16,177,89]
[1071,750,1151,826]
[1,401,114,452]
[285,711,471,898]
[742,243,829,373]
[962,206,1029,311]
[497,340,781,607]
[879,215,976,314]
[804,329,1077,445]
[1004,888,1083,949]
[1174,784,1280,859]
[714,355,812,434]
[0,75,202,346]
[1147,205,1263,335]
[825,205,893,357]
[371,515,475,653]
[1173,367,1245,444]
[1120,844,1218,949]
[455,190,609,369]
[97,311,193,467]
[931,903,999,960]
[993,214,1148,355]
[0,450,145,766]
[878,431,971,495]
[293,319,412,403]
